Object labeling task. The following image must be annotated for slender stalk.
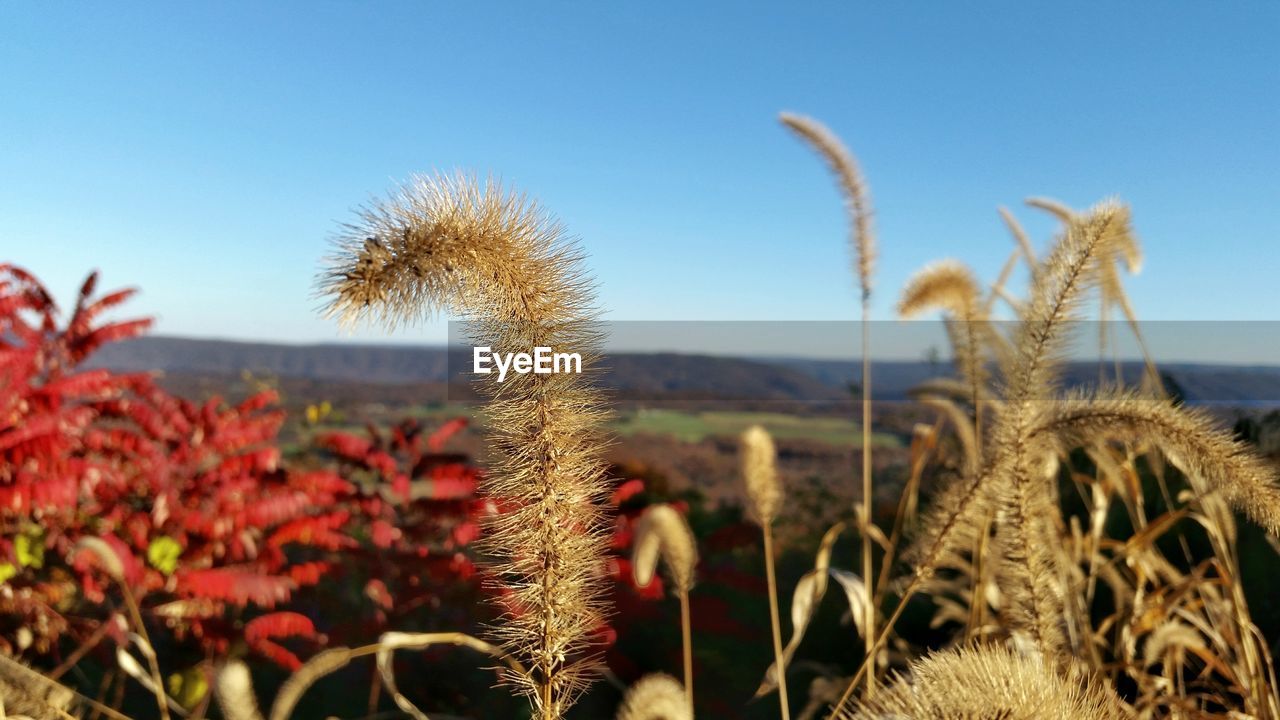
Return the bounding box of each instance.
[860,304,875,696]
[366,664,382,717]
[541,684,554,720]
[49,619,113,680]
[679,590,694,713]
[778,111,878,699]
[762,523,791,720]
[873,421,938,607]
[121,583,171,720]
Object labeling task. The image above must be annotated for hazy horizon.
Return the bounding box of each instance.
[119,319,1280,367]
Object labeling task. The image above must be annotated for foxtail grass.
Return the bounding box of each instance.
[632,504,699,712]
[616,673,692,720]
[319,173,611,719]
[741,425,790,720]
[779,111,879,696]
[833,644,1125,720]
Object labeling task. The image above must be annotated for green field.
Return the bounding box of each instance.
[610,408,901,447]
[366,405,901,448]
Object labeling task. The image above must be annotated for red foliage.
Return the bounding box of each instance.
[174,568,296,608]
[244,611,318,669]
[312,415,492,637]
[0,265,487,670]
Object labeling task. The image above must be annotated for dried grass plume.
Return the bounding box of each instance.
[833,645,1125,720]
[740,425,782,525]
[615,673,692,720]
[214,660,265,720]
[632,504,699,595]
[318,173,611,718]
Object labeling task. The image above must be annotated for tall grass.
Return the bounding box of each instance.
[780,112,879,697]
[319,174,612,719]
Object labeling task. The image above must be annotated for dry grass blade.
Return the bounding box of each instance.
[115,641,187,718]
[1142,622,1207,668]
[987,247,1021,311]
[916,395,979,475]
[268,647,354,720]
[1026,196,1076,223]
[71,538,124,583]
[319,174,611,718]
[999,206,1038,266]
[755,522,846,698]
[73,537,172,720]
[375,631,529,720]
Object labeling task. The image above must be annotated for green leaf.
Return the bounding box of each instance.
[15,530,44,569]
[147,536,182,575]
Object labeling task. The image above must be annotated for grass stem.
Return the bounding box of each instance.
[763,522,791,720]
[679,590,694,713]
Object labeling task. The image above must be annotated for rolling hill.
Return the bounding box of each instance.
[88,336,1280,406]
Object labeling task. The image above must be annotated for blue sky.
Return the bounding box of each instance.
[2,2,1277,350]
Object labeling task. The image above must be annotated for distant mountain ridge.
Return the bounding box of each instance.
[88,336,1280,405]
[88,336,846,404]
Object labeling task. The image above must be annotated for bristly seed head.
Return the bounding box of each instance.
[317,173,611,718]
[632,504,699,596]
[741,425,783,526]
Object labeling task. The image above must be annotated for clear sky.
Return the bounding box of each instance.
[2,2,1277,350]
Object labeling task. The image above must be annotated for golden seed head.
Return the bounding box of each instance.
[741,425,782,525]
[779,112,875,300]
[632,504,699,595]
[615,673,691,720]
[319,173,611,717]
[214,660,263,720]
[835,645,1124,720]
